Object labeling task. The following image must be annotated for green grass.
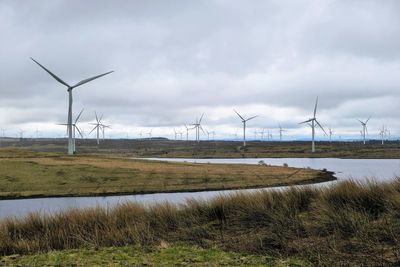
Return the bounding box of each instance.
[1,179,400,266]
[0,149,334,199]
[0,245,310,266]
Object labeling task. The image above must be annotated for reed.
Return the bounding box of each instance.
[1,178,400,266]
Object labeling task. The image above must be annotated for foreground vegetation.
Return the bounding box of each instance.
[0,245,309,266]
[1,179,400,266]
[4,138,400,158]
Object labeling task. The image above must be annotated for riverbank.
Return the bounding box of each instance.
[0,149,334,200]
[1,179,399,266]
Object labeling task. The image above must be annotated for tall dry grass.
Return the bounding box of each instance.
[1,178,400,266]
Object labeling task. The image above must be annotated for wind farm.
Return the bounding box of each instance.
[1,1,400,266]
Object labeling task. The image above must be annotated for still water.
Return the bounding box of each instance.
[1,158,399,220]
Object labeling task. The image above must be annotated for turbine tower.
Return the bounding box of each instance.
[147,129,152,139]
[184,124,193,141]
[30,58,113,155]
[192,114,205,143]
[58,108,84,153]
[328,127,334,142]
[299,97,327,153]
[379,124,388,145]
[358,116,371,145]
[234,109,257,147]
[278,125,286,141]
[89,112,103,145]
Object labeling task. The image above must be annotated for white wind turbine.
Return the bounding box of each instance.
[328,126,334,142]
[358,116,371,145]
[30,58,113,155]
[89,112,103,145]
[100,122,111,140]
[379,124,388,145]
[58,108,84,153]
[233,109,258,147]
[278,125,286,141]
[184,124,193,141]
[147,129,153,139]
[299,97,327,153]
[192,114,205,143]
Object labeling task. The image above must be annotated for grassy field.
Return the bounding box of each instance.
[1,179,399,266]
[0,245,310,266]
[3,138,400,158]
[0,148,333,199]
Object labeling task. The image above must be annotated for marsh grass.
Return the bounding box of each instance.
[0,149,333,199]
[1,179,400,265]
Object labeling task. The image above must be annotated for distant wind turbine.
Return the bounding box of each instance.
[358,116,371,145]
[147,129,153,139]
[278,125,286,141]
[58,108,84,153]
[30,57,113,155]
[299,97,327,153]
[234,109,258,147]
[89,112,103,145]
[192,114,205,143]
[328,127,334,142]
[184,124,193,141]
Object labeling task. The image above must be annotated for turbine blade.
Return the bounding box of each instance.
[75,126,83,138]
[316,120,327,136]
[95,112,99,123]
[30,57,70,88]
[314,96,318,117]
[245,115,258,121]
[72,71,114,88]
[366,116,371,124]
[299,119,313,124]
[75,108,84,124]
[89,125,98,134]
[199,113,204,124]
[233,109,245,121]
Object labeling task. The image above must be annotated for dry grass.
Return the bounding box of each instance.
[0,149,333,199]
[1,179,400,266]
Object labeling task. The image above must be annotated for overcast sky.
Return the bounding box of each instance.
[1,0,399,140]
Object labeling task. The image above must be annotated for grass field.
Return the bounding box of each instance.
[1,179,399,266]
[3,138,400,158]
[0,245,310,266]
[0,148,333,199]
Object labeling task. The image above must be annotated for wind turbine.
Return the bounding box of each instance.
[192,114,205,143]
[30,57,113,155]
[100,123,111,140]
[358,116,371,145]
[233,109,258,147]
[89,112,103,145]
[58,108,84,152]
[147,129,152,139]
[299,97,327,153]
[258,128,266,140]
[184,124,193,141]
[18,129,26,140]
[205,130,211,141]
[278,125,286,141]
[379,124,388,145]
[328,127,334,142]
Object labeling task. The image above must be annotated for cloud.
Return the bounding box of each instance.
[0,0,399,138]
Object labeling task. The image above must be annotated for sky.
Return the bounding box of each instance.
[0,0,399,140]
